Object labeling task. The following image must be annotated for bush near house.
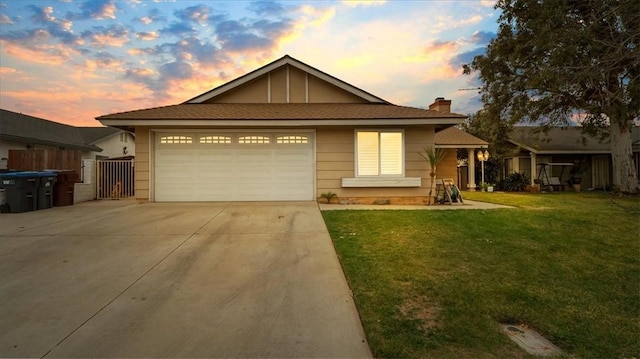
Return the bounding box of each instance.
[503,172,530,192]
[323,192,640,358]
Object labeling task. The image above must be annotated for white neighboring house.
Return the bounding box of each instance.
[0,108,135,203]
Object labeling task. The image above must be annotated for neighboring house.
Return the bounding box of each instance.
[434,126,489,190]
[98,55,468,204]
[77,126,136,160]
[0,108,135,202]
[504,126,640,190]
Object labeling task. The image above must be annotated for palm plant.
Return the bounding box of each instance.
[419,146,446,205]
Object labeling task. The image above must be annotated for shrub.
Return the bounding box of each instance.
[503,172,530,192]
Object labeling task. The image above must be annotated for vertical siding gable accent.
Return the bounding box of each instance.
[200,64,374,104]
[205,75,269,103]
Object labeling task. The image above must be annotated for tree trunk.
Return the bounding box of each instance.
[610,119,638,193]
[429,170,436,205]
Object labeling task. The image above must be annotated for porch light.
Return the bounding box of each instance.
[477,149,490,187]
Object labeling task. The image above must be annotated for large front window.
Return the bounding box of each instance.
[356,130,403,176]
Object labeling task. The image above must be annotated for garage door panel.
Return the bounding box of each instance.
[197,153,234,163]
[155,184,198,202]
[195,184,234,199]
[155,131,314,202]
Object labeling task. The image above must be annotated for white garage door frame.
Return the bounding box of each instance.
[150,129,316,202]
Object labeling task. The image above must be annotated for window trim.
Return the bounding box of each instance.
[354,129,405,177]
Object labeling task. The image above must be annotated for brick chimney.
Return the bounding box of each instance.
[429,97,451,113]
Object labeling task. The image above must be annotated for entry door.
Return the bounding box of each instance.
[592,155,610,189]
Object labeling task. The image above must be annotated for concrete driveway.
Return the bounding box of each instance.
[0,201,371,358]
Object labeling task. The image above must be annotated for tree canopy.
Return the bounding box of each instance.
[464,0,639,193]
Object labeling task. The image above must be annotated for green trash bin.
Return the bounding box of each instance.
[37,171,58,210]
[0,171,39,213]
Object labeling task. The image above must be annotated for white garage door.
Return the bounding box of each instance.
[154,131,314,201]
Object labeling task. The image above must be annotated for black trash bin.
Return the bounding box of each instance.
[0,170,15,212]
[37,171,58,210]
[0,171,39,213]
[53,170,78,206]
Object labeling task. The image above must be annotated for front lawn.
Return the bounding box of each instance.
[322,192,640,358]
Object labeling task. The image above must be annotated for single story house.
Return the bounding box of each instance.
[98,55,470,204]
[504,126,640,190]
[0,109,135,202]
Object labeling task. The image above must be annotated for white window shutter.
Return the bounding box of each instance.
[380,132,403,175]
[357,132,379,176]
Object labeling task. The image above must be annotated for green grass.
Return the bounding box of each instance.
[323,192,640,358]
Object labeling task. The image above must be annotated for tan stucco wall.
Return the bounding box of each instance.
[134,127,150,201]
[316,126,435,204]
[437,149,459,187]
[205,65,370,104]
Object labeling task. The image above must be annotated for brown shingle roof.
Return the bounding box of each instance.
[0,108,103,152]
[510,127,610,153]
[97,103,466,121]
[435,126,488,146]
[510,126,640,153]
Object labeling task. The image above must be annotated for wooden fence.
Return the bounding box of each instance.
[7,149,82,174]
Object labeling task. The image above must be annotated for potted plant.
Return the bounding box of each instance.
[569,159,587,192]
[487,183,495,192]
[480,182,488,192]
[320,191,338,204]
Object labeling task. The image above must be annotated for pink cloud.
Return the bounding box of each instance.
[86,31,129,47]
[0,40,81,65]
[0,13,13,24]
[0,67,17,75]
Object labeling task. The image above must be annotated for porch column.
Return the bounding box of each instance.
[530,152,537,185]
[467,148,477,191]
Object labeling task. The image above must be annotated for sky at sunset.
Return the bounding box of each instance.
[0,0,498,127]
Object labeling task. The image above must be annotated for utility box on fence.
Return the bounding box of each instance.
[0,172,39,213]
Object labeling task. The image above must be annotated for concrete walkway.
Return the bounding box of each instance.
[0,201,371,358]
[319,199,514,211]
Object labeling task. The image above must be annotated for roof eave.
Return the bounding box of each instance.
[0,134,102,152]
[98,118,465,127]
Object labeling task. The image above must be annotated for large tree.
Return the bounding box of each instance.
[464,0,639,193]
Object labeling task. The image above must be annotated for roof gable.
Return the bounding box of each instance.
[186,55,389,104]
[435,127,488,148]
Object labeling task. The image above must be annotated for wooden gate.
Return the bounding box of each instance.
[96,159,135,199]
